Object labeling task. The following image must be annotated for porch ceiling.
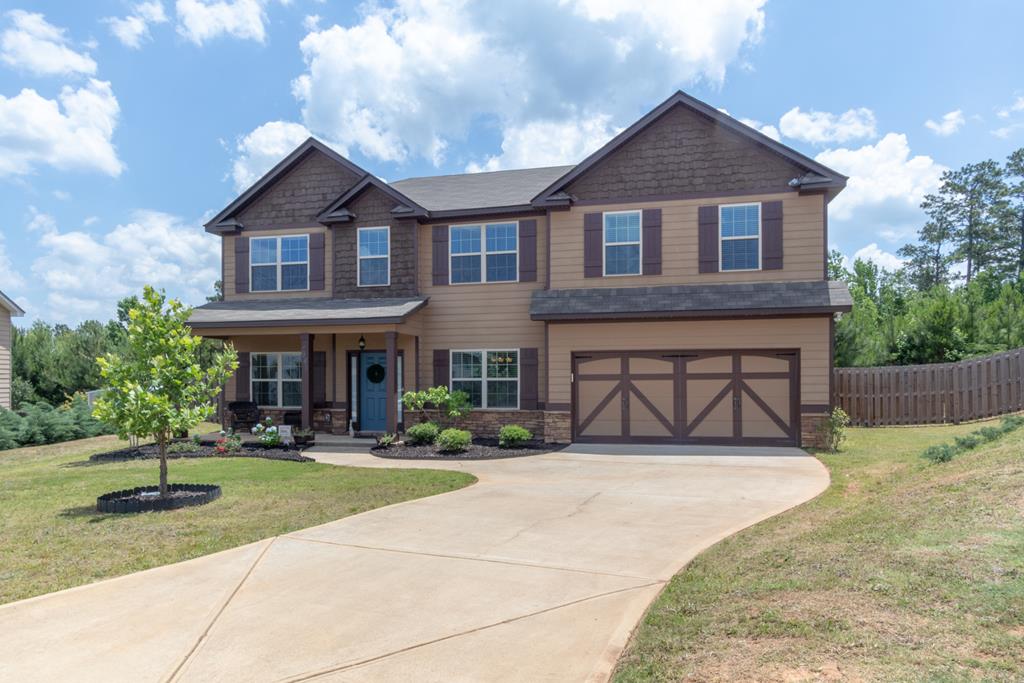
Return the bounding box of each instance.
[188,296,428,329]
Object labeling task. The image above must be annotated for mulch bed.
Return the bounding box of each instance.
[96,484,222,513]
[89,442,313,463]
[372,438,563,460]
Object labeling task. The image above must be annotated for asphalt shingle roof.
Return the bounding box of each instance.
[530,280,852,320]
[390,165,575,212]
[189,297,427,327]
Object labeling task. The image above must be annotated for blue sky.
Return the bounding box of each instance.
[1,0,1023,325]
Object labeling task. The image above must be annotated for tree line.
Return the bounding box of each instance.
[834,147,1024,367]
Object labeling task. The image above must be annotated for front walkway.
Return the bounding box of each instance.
[0,444,828,682]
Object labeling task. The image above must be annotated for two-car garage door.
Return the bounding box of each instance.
[571,350,799,446]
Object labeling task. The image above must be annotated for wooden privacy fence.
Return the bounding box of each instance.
[833,348,1024,426]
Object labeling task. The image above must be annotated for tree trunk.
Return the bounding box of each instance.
[158,435,168,497]
[1018,208,1023,280]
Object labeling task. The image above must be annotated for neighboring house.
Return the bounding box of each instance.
[190,91,852,447]
[0,290,25,411]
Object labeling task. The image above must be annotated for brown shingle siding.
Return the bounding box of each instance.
[238,150,361,228]
[332,186,418,298]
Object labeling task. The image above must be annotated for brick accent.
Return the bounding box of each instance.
[800,412,828,449]
[456,410,546,440]
[333,187,417,298]
[238,150,360,228]
[567,105,801,201]
[543,411,571,444]
[313,408,349,435]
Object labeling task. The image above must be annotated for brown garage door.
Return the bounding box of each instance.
[571,350,799,446]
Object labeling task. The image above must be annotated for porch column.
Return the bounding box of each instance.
[301,333,314,430]
[385,331,398,434]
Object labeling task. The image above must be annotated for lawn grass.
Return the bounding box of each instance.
[615,418,1024,682]
[0,425,475,605]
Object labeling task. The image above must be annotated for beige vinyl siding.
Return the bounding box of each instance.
[223,227,332,301]
[546,316,830,406]
[415,219,547,402]
[549,192,825,289]
[0,310,10,410]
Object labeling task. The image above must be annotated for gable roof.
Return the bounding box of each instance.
[390,165,574,214]
[532,90,848,206]
[0,290,24,316]
[318,174,429,223]
[204,138,371,233]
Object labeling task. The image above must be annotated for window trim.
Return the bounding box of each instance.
[448,221,520,285]
[601,210,643,277]
[249,234,311,292]
[250,351,303,409]
[449,348,520,410]
[356,226,391,287]
[718,202,763,273]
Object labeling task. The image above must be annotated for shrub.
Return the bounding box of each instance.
[436,428,471,453]
[402,386,472,427]
[215,429,242,454]
[976,426,1003,442]
[953,433,983,450]
[816,407,850,453]
[1000,414,1024,431]
[168,440,203,454]
[376,433,396,448]
[406,421,439,445]
[0,409,22,451]
[251,417,281,448]
[498,424,532,448]
[921,443,957,463]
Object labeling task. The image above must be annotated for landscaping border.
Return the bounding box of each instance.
[96,484,222,513]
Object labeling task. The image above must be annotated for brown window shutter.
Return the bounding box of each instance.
[309,233,326,290]
[432,226,449,286]
[642,208,662,275]
[234,236,249,294]
[583,212,603,278]
[312,351,327,406]
[235,351,250,401]
[433,349,450,387]
[697,206,719,273]
[762,200,783,270]
[519,219,537,282]
[520,348,539,409]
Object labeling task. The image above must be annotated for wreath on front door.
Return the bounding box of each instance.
[366,363,386,384]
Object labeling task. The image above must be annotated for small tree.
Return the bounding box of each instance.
[401,386,471,427]
[93,287,237,497]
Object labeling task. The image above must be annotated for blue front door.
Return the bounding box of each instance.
[360,352,388,431]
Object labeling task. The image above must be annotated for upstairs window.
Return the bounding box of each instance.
[603,211,641,276]
[720,203,760,271]
[449,222,518,284]
[358,227,390,286]
[251,235,309,291]
[450,349,519,409]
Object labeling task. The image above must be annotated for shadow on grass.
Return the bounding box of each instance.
[59,505,118,523]
[59,459,112,469]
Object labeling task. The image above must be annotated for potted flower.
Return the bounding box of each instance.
[251,417,282,449]
[293,428,316,447]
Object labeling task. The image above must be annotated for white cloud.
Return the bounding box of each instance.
[175,0,267,45]
[104,1,169,49]
[231,120,312,191]
[83,215,99,227]
[779,106,877,145]
[0,10,97,76]
[853,243,904,272]
[997,95,1024,119]
[303,14,320,31]
[0,232,25,292]
[0,79,123,177]
[52,189,71,201]
[993,122,1024,139]
[466,114,619,172]
[30,210,220,324]
[924,109,964,137]
[26,206,57,233]
[292,0,766,165]
[739,117,780,141]
[815,133,946,222]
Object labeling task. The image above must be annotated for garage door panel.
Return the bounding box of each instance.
[628,356,674,374]
[686,355,733,374]
[741,354,791,373]
[741,393,789,438]
[688,392,733,438]
[629,381,675,437]
[576,356,621,375]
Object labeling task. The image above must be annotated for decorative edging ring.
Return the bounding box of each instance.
[96,484,222,513]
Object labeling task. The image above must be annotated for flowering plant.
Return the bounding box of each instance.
[215,428,242,454]
[251,417,281,448]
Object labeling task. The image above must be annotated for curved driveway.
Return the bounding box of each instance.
[1,444,828,682]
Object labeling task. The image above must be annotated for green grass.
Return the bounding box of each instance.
[0,425,475,605]
[615,418,1024,682]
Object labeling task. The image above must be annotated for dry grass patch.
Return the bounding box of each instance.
[615,419,1024,682]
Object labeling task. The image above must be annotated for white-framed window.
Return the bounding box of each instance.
[719,203,761,271]
[251,352,302,408]
[449,222,518,284]
[603,210,642,276]
[250,235,309,292]
[450,349,519,409]
[357,226,390,287]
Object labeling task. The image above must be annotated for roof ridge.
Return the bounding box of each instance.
[391,164,576,184]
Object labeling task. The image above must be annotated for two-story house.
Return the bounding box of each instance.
[190,91,852,447]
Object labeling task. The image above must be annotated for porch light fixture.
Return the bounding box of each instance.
[358,335,366,350]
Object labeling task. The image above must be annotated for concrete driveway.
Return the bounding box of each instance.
[0,444,828,682]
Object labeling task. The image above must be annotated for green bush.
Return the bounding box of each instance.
[436,428,471,453]
[922,443,957,463]
[0,393,113,452]
[405,421,439,445]
[401,386,472,426]
[976,426,1003,442]
[376,433,396,449]
[167,440,204,454]
[816,407,850,453]
[953,433,983,450]
[0,409,22,451]
[1000,414,1024,430]
[498,424,532,448]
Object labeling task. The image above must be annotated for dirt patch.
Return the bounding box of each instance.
[373,439,564,460]
[89,442,313,463]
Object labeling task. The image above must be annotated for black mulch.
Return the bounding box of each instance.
[89,442,313,463]
[372,438,564,461]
